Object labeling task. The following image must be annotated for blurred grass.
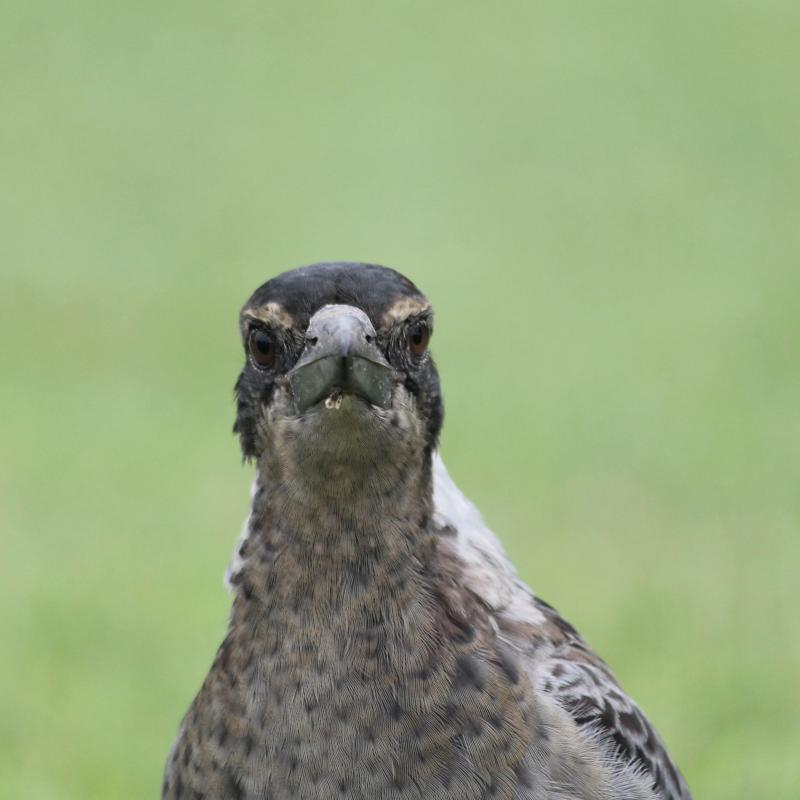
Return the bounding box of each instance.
[1,2,799,798]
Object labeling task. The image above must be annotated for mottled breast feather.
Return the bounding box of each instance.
[216,453,690,800]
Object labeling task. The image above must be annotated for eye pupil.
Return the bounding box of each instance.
[409,322,430,356]
[249,329,277,367]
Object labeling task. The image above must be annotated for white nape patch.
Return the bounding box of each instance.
[432,452,508,558]
[224,478,258,591]
[433,452,544,625]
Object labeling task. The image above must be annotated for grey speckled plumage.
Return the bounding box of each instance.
[163,263,692,800]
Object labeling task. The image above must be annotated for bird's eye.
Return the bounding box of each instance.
[408,321,430,356]
[249,329,277,368]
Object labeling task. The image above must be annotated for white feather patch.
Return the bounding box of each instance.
[433,452,545,624]
[224,478,257,591]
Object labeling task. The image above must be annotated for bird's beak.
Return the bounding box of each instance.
[288,304,394,413]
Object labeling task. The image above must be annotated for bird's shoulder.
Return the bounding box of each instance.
[431,454,692,800]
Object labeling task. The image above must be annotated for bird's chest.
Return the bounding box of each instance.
[193,608,537,799]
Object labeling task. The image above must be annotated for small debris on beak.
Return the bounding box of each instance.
[324,389,343,410]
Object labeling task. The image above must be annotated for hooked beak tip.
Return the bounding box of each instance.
[287,304,393,412]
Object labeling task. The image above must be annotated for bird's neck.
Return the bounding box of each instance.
[225,456,471,724]
[233,453,436,618]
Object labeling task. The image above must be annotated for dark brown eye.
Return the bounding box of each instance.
[408,321,430,356]
[249,329,277,368]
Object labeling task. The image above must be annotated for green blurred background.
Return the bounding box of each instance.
[2,2,798,798]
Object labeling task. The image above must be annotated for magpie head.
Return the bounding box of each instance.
[234,263,443,493]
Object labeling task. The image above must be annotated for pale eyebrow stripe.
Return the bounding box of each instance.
[381,296,431,326]
[241,301,295,329]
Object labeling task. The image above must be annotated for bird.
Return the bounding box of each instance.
[162,262,692,800]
